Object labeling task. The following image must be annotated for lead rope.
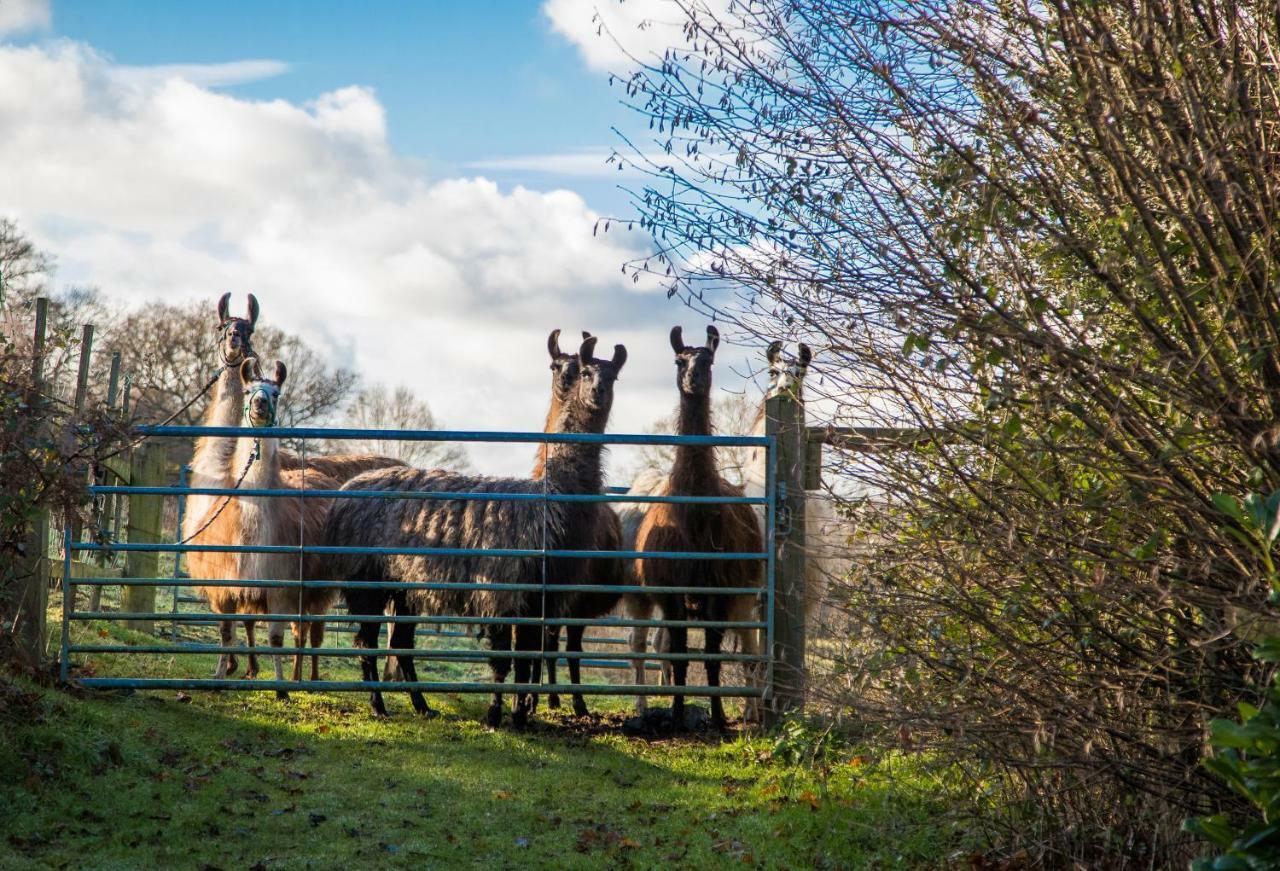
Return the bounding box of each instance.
[176,438,259,545]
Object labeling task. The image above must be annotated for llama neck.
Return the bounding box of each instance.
[671,392,717,494]
[233,431,281,491]
[541,399,606,493]
[532,391,563,480]
[184,369,245,536]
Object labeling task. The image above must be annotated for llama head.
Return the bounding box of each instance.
[216,292,260,368]
[547,329,592,402]
[669,325,720,398]
[573,334,626,419]
[765,340,811,399]
[239,358,285,428]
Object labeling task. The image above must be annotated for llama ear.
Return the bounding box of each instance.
[705,325,720,355]
[548,329,562,359]
[581,331,593,340]
[217,292,231,326]
[669,326,685,354]
[239,358,256,383]
[798,343,812,366]
[246,293,260,327]
[273,361,287,387]
[611,344,627,371]
[766,340,783,364]
[579,335,598,361]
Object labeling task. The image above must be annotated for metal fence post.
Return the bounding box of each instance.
[764,393,807,725]
[122,443,166,633]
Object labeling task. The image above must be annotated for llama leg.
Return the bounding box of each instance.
[668,624,689,731]
[627,597,652,713]
[739,628,763,727]
[354,618,388,719]
[705,625,726,731]
[655,628,673,686]
[243,620,260,679]
[214,619,235,679]
[309,620,324,682]
[566,624,589,717]
[545,626,560,710]
[269,621,288,701]
[511,624,539,729]
[291,620,305,683]
[390,617,433,717]
[485,624,512,728]
[382,614,403,682]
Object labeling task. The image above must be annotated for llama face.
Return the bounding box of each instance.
[239,358,286,428]
[765,340,811,399]
[575,335,626,415]
[670,325,720,398]
[546,329,584,402]
[216,292,260,367]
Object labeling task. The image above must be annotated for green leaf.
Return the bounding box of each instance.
[1214,492,1246,523]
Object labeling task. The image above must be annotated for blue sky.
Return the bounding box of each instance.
[0,0,772,477]
[50,0,634,210]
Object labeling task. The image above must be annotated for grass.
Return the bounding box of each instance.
[0,613,983,869]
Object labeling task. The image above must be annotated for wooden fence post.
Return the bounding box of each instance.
[765,392,808,726]
[13,299,50,670]
[66,325,94,556]
[87,353,122,612]
[122,443,165,633]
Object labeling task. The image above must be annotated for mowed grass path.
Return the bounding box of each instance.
[2,621,977,869]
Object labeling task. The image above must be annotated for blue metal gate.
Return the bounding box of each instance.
[61,426,777,708]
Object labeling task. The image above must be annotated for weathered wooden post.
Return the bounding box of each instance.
[65,325,95,563]
[87,352,122,612]
[13,299,50,669]
[122,443,165,633]
[764,391,807,725]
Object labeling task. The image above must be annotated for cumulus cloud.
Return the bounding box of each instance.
[542,0,739,73]
[0,39,699,475]
[0,0,50,37]
[111,59,290,89]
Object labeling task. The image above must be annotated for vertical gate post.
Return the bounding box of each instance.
[765,392,807,725]
[13,299,50,670]
[122,443,165,633]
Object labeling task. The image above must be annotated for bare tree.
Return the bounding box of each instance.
[605,0,1280,861]
[341,384,469,470]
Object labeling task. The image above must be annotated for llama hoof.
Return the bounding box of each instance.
[244,668,260,681]
[511,708,530,730]
[224,656,239,677]
[275,690,290,702]
[547,694,561,710]
[484,704,503,728]
[416,706,439,720]
[572,698,589,718]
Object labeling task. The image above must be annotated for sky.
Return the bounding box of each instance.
[0,0,764,478]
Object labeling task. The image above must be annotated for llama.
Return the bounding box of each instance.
[623,339,847,722]
[191,358,340,696]
[633,326,765,731]
[323,335,627,726]
[743,341,846,628]
[532,329,625,716]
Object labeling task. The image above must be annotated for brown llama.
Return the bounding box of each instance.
[323,335,627,726]
[531,329,625,716]
[634,325,764,731]
[191,358,340,696]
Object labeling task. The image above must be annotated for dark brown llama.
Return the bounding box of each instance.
[323,335,627,726]
[634,326,764,731]
[531,329,625,716]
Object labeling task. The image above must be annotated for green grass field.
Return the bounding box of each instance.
[1,612,983,869]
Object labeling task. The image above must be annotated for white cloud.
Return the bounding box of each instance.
[0,0,50,37]
[111,59,290,89]
[0,39,699,476]
[464,149,629,177]
[543,0,740,74]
